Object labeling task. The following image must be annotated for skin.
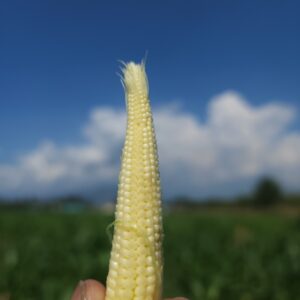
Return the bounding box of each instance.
[71,279,188,300]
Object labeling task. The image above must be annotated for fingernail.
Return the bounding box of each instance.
[71,280,89,300]
[79,280,88,300]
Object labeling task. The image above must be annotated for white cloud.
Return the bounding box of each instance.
[0,91,299,198]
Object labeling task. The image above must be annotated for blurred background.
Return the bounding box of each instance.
[1,1,300,299]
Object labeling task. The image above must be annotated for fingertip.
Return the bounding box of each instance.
[71,279,106,300]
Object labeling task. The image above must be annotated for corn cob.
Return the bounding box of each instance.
[105,62,163,300]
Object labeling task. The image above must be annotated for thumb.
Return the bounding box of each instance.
[71,279,106,300]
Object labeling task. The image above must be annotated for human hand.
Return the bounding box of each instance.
[71,279,188,300]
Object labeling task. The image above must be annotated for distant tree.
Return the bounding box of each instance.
[253,177,283,207]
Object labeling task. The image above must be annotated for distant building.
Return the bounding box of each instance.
[98,201,115,214]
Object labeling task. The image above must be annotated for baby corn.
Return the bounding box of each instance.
[105,62,163,300]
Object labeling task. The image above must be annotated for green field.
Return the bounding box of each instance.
[0,212,300,300]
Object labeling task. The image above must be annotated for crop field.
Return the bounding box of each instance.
[0,211,300,300]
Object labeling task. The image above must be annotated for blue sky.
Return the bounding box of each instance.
[0,1,300,199]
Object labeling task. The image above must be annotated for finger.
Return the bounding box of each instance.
[71,279,106,300]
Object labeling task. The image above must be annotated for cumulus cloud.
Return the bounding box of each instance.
[0,91,299,198]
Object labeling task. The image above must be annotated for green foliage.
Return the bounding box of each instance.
[253,177,283,206]
[0,212,300,300]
